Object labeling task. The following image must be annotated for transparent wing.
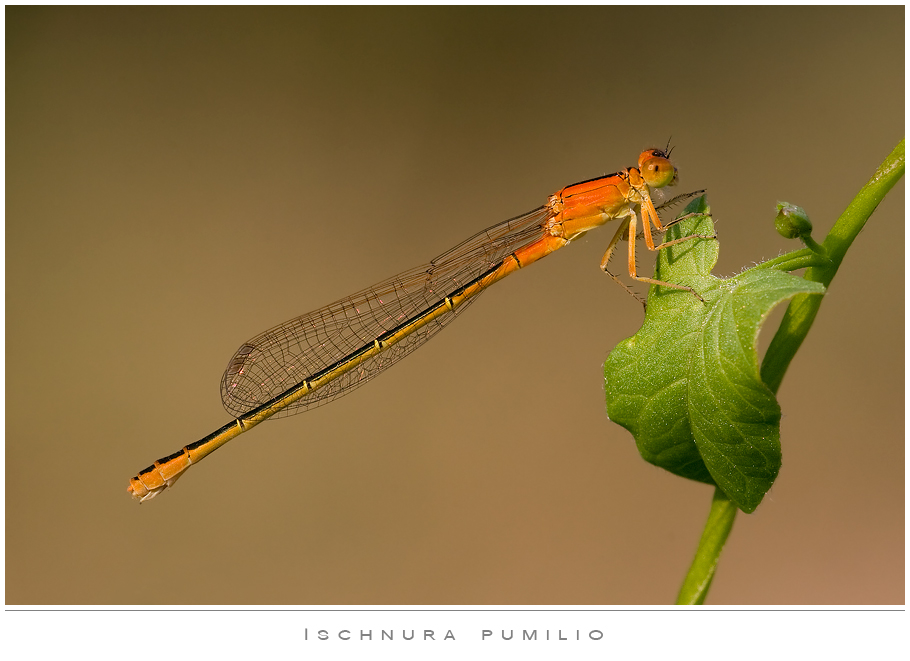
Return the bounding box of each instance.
[221,205,552,418]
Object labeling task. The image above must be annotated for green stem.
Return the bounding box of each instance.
[760,139,905,393]
[677,139,904,605]
[749,247,829,273]
[676,487,738,605]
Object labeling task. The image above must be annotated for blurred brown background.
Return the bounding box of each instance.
[6,6,904,605]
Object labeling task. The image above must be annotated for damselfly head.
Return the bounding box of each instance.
[638,148,678,189]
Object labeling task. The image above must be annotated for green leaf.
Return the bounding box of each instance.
[604,197,825,513]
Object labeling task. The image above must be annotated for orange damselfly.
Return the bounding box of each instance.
[127,148,708,502]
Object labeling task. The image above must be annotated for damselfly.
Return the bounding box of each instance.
[127,148,709,502]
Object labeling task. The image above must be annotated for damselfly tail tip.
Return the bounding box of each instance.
[127,461,190,503]
[127,479,160,503]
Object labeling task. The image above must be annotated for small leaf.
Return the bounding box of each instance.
[604,197,825,512]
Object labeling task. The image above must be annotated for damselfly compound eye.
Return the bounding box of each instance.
[639,152,678,189]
